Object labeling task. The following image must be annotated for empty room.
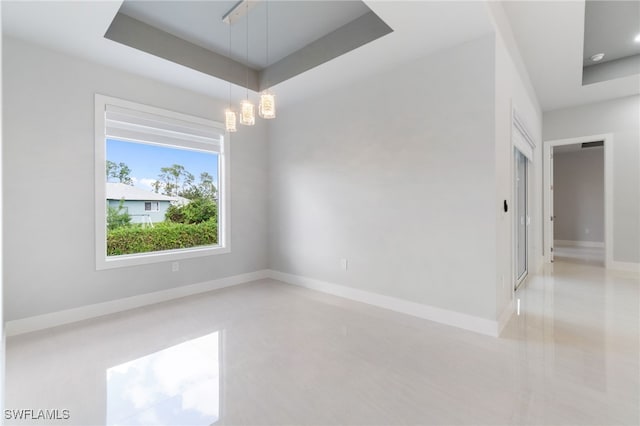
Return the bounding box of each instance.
[1,1,639,425]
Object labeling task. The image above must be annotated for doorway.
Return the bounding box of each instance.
[552,142,605,266]
[543,134,613,268]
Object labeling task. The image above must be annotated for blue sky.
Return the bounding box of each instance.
[106,139,219,192]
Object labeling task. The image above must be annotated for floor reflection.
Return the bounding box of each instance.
[6,273,639,425]
[554,245,605,266]
[106,331,220,425]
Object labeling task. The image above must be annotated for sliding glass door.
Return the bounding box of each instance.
[515,149,528,287]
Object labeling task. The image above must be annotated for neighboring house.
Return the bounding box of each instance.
[172,195,192,207]
[106,182,180,224]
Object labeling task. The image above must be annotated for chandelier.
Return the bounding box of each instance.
[224,0,276,132]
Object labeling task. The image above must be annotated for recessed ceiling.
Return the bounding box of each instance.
[1,1,494,108]
[583,0,640,66]
[118,0,372,69]
[582,0,640,85]
[504,1,640,111]
[106,0,393,91]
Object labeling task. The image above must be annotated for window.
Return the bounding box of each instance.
[144,202,159,212]
[95,94,229,270]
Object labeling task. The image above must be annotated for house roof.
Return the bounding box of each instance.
[106,182,177,202]
[172,195,192,206]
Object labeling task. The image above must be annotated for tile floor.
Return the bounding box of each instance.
[5,260,639,425]
[554,245,605,267]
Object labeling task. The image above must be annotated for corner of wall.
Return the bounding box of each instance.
[485,1,542,118]
[1,1,6,414]
[487,1,544,323]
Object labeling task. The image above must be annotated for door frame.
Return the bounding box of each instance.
[511,107,535,291]
[542,133,613,268]
[514,148,529,290]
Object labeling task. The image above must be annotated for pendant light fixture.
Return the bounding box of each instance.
[224,21,237,132]
[225,106,237,132]
[239,0,255,126]
[223,0,278,130]
[259,0,276,119]
[240,100,255,126]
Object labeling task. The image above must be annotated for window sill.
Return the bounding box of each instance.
[96,245,230,270]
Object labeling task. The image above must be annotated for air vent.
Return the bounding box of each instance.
[582,141,604,149]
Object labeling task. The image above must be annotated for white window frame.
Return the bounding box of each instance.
[144,201,159,212]
[95,94,230,270]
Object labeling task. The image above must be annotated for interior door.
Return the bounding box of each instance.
[515,149,528,288]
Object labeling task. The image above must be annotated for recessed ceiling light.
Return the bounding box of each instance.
[590,53,605,62]
[635,33,640,43]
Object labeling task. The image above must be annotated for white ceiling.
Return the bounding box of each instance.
[503,1,640,112]
[7,1,636,112]
[1,1,494,108]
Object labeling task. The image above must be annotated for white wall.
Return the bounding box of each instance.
[0,2,5,416]
[544,96,640,263]
[553,148,605,243]
[492,16,542,324]
[269,35,498,321]
[3,37,269,321]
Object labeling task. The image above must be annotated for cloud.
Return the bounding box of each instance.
[132,177,160,191]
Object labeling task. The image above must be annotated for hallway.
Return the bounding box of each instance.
[554,245,605,267]
[503,260,639,424]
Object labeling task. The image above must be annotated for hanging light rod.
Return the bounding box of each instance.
[223,0,263,25]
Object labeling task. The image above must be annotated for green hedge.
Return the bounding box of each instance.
[166,198,217,224]
[107,220,218,256]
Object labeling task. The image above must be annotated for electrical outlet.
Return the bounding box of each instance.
[172,262,179,272]
[340,258,348,271]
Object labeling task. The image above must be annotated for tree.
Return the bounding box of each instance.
[180,172,218,200]
[151,180,163,194]
[198,172,217,200]
[157,164,194,197]
[107,199,132,230]
[165,203,185,223]
[165,198,217,224]
[182,198,217,224]
[106,161,133,185]
[106,160,117,180]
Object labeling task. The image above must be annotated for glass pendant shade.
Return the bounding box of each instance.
[259,92,276,119]
[225,108,237,132]
[240,100,255,126]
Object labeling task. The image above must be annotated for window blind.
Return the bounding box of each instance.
[105,105,223,153]
[512,110,535,161]
[513,128,533,161]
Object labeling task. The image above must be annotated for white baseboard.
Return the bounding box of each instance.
[5,270,270,337]
[609,261,640,273]
[497,299,516,336]
[554,240,605,248]
[6,268,528,338]
[267,270,500,337]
